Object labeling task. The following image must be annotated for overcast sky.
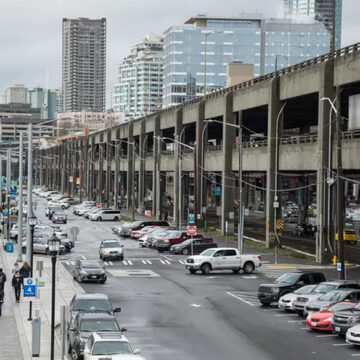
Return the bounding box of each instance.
[0,0,359,108]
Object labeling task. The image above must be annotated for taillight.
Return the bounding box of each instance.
[258,255,262,261]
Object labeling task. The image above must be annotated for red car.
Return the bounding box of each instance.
[155,231,213,252]
[306,301,357,331]
[130,226,159,239]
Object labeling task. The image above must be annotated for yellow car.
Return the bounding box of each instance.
[335,229,358,245]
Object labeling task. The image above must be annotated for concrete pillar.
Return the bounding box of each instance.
[174,109,183,227]
[265,78,282,247]
[114,138,120,207]
[152,116,160,217]
[83,137,89,199]
[139,120,146,213]
[316,60,335,263]
[98,143,104,202]
[89,138,95,201]
[105,131,111,205]
[221,94,235,234]
[127,122,134,210]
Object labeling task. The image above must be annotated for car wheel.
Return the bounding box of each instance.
[158,248,164,253]
[64,221,67,224]
[114,216,119,221]
[232,269,240,274]
[71,347,79,360]
[189,269,197,274]
[97,217,101,222]
[260,300,271,306]
[119,256,124,261]
[182,248,189,255]
[201,263,211,275]
[99,255,102,260]
[243,261,255,274]
[100,278,106,284]
[68,342,72,354]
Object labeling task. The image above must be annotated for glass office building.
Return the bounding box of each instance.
[113,34,163,119]
[163,16,330,108]
[283,0,342,50]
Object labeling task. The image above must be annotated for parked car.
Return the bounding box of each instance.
[84,208,101,219]
[22,238,67,255]
[130,225,159,239]
[46,204,64,219]
[73,260,107,284]
[89,209,121,221]
[293,223,316,237]
[293,280,360,315]
[118,220,169,237]
[99,240,124,261]
[52,211,67,224]
[73,201,96,215]
[257,272,326,306]
[83,331,144,360]
[77,206,96,217]
[185,247,261,275]
[346,323,360,345]
[332,301,360,336]
[304,289,360,317]
[306,302,357,332]
[140,227,178,248]
[168,236,215,255]
[278,284,318,311]
[68,312,122,360]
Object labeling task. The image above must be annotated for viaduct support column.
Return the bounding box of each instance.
[316,60,335,264]
[174,109,183,227]
[221,94,235,235]
[265,78,282,248]
[105,131,111,206]
[89,138,95,201]
[127,122,134,211]
[114,139,120,207]
[152,116,160,218]
[139,120,146,213]
[98,143,104,203]
[83,137,89,200]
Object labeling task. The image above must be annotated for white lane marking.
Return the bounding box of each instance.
[164,260,171,264]
[128,260,133,265]
[316,334,338,338]
[300,327,308,330]
[142,260,147,264]
[179,260,184,264]
[65,261,70,265]
[81,256,86,260]
[70,261,75,266]
[161,254,172,261]
[109,261,113,266]
[332,343,352,347]
[104,262,109,266]
[146,260,152,265]
[351,354,360,357]
[123,260,128,265]
[287,320,304,323]
[160,260,165,264]
[190,304,202,308]
[274,314,295,317]
[227,291,254,307]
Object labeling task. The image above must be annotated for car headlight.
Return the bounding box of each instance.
[80,270,88,276]
[271,287,280,294]
[324,316,333,322]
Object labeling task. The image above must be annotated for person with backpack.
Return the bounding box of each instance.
[0,268,7,316]
[12,271,22,303]
[19,262,30,279]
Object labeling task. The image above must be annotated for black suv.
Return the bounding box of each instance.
[332,302,360,335]
[257,272,326,306]
[68,312,123,360]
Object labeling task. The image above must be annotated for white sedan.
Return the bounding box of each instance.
[278,284,318,311]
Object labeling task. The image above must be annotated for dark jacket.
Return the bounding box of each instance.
[12,276,23,289]
[0,272,6,285]
[19,267,30,279]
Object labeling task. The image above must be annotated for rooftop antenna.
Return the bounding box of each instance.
[45,58,50,90]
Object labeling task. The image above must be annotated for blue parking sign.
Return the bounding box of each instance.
[23,278,36,297]
[5,242,13,253]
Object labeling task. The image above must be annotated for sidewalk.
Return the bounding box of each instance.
[0,237,84,360]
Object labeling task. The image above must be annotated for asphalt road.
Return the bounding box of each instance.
[34,197,360,360]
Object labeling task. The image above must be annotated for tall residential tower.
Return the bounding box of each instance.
[62,18,106,112]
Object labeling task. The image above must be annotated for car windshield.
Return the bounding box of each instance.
[275,273,300,284]
[73,299,112,312]
[167,231,182,238]
[294,285,317,294]
[200,249,217,256]
[103,242,120,248]
[92,341,132,355]
[328,303,356,312]
[313,284,337,294]
[180,239,192,246]
[80,319,119,332]
[319,291,343,301]
[81,261,101,269]
[130,221,143,227]
[54,212,65,216]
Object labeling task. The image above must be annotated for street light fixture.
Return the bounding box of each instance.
[27,211,37,321]
[48,232,60,360]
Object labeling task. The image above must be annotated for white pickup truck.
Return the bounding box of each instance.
[185,247,261,275]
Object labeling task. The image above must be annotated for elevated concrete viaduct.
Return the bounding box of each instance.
[39,43,360,263]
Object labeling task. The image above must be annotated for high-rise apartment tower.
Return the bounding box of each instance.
[62,18,106,112]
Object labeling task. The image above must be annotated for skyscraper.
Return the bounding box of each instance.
[112,34,163,118]
[163,16,330,108]
[283,0,342,50]
[2,84,27,104]
[62,18,106,112]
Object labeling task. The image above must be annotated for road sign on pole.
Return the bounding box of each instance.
[23,278,36,297]
[188,214,195,224]
[187,225,197,236]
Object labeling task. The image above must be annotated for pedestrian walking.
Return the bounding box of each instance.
[0,268,7,316]
[11,262,20,276]
[12,271,22,303]
[19,262,30,279]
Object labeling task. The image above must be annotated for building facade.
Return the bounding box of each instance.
[2,84,28,104]
[162,16,330,108]
[27,87,45,108]
[112,34,163,119]
[62,18,106,112]
[283,0,342,50]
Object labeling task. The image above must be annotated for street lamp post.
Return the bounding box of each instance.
[27,212,37,321]
[48,233,60,360]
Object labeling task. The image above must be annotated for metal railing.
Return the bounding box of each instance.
[161,150,174,155]
[205,144,223,152]
[342,130,360,140]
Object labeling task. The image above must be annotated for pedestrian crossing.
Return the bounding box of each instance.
[62,258,177,267]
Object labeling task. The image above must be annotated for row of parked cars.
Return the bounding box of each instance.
[258,271,360,345]
[67,293,145,359]
[73,201,122,221]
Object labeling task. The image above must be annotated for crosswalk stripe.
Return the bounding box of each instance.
[128,260,133,265]
[165,260,171,264]
[160,260,165,264]
[146,260,152,265]
[70,261,75,266]
[123,260,128,265]
[109,261,113,266]
[179,260,185,265]
[65,261,70,265]
[104,262,109,266]
[81,256,86,260]
[142,260,147,264]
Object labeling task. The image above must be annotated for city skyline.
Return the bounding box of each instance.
[1,0,360,109]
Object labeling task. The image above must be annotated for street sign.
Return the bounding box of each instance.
[5,242,13,253]
[70,226,80,236]
[23,278,36,297]
[276,219,284,230]
[37,278,45,288]
[2,210,8,217]
[188,214,195,223]
[69,176,73,183]
[96,202,102,209]
[197,214,201,220]
[215,187,221,196]
[117,196,122,201]
[225,221,228,233]
[187,225,197,236]
[337,262,342,272]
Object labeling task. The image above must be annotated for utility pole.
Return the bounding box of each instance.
[238,124,244,253]
[156,137,161,220]
[194,143,197,226]
[17,133,24,262]
[336,90,345,279]
[0,155,2,209]
[6,149,11,243]
[132,143,135,221]
[26,123,33,263]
